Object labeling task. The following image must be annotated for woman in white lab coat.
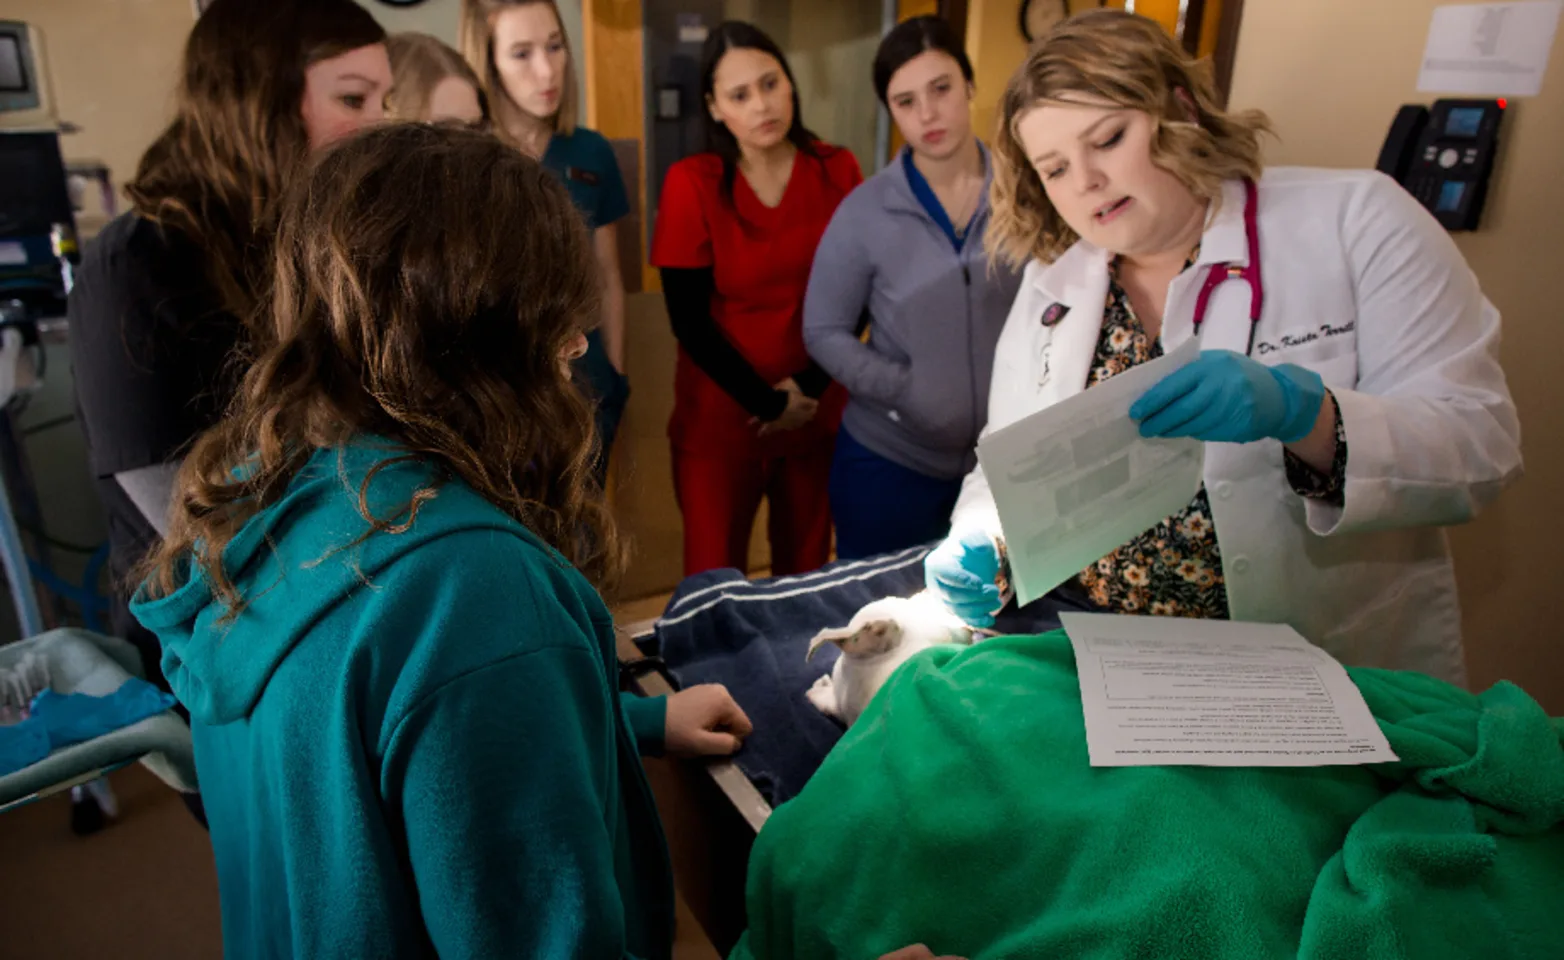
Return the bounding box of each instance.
[923,10,1521,685]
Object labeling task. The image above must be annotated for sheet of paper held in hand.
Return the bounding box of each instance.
[975,336,1203,606]
[1060,613,1399,767]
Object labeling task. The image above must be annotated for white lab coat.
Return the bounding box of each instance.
[952,168,1522,685]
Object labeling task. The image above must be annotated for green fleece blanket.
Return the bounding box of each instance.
[731,632,1564,960]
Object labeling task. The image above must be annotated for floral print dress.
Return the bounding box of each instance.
[1075,265,1348,619]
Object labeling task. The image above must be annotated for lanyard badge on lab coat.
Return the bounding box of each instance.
[1191,178,1264,356]
[1037,302,1068,389]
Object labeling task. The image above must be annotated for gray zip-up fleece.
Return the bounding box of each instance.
[803,147,1022,481]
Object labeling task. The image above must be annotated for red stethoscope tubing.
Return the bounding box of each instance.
[1190,178,1263,356]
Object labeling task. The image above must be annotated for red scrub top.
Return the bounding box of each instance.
[651,145,862,455]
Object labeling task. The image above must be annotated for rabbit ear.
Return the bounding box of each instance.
[806,627,854,662]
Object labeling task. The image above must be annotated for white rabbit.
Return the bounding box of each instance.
[804,592,981,727]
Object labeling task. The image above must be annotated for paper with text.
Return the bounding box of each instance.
[976,337,1203,606]
[1061,614,1399,767]
[1418,1,1561,97]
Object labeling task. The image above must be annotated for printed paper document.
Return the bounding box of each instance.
[1061,613,1399,767]
[1417,1,1561,97]
[976,337,1203,606]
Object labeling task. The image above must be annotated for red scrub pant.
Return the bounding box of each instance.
[673,446,834,578]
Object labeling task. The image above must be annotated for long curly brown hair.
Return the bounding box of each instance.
[125,0,385,320]
[139,124,622,613]
[987,9,1271,267]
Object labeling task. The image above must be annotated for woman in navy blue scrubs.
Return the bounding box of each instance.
[462,0,631,484]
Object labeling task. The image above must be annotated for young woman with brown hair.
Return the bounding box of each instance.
[132,123,749,959]
[461,0,631,484]
[67,0,390,688]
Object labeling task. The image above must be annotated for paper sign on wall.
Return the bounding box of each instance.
[1418,0,1562,97]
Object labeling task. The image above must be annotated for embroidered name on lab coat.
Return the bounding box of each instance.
[1254,321,1355,356]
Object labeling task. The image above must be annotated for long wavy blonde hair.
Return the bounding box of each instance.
[140,124,621,613]
[987,9,1272,266]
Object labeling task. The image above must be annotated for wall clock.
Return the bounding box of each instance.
[1021,0,1112,43]
[1020,0,1071,42]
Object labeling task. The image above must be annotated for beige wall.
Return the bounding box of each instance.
[1230,0,1564,711]
[370,0,461,44]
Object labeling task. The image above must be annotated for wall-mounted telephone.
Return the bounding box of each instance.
[1376,98,1506,231]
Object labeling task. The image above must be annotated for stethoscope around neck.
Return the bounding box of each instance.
[1037,179,1266,387]
[1190,178,1264,356]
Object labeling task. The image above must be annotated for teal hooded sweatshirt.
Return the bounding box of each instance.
[131,441,674,959]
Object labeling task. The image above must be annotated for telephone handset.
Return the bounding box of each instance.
[1376,98,1506,232]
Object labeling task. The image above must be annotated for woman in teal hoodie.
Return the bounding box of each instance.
[130,123,751,959]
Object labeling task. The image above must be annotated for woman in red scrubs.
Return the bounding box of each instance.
[651,20,863,577]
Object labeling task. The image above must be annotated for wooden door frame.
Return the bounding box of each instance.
[581,0,658,290]
[941,0,969,47]
[1181,0,1207,54]
[1211,0,1246,105]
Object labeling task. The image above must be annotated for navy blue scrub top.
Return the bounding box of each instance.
[543,125,631,475]
[540,126,631,231]
[902,148,969,253]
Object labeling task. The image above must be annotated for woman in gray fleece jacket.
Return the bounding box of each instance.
[803,16,1022,560]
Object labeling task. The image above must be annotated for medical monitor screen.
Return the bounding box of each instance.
[0,36,26,94]
[1444,107,1483,138]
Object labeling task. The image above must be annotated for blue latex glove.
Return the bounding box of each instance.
[925,526,1003,627]
[1130,349,1326,444]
